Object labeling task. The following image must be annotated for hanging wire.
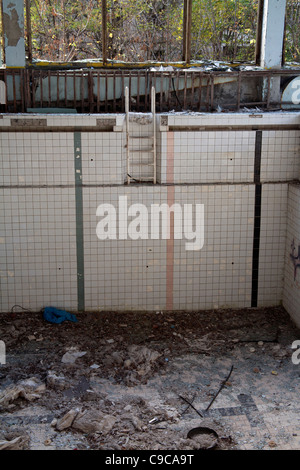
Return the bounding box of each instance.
[10,304,33,317]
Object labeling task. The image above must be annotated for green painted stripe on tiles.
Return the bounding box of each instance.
[74,132,85,312]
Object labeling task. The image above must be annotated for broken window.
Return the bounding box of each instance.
[0,0,298,66]
[25,0,184,63]
[190,0,258,62]
[284,0,300,63]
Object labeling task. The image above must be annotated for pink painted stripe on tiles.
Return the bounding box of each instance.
[166,132,174,184]
[166,132,174,311]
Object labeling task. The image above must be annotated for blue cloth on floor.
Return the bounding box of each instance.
[43,307,78,324]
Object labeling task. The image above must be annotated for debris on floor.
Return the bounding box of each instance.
[43,307,78,324]
[0,306,299,450]
[0,377,45,411]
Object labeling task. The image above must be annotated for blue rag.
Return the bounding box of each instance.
[43,307,78,324]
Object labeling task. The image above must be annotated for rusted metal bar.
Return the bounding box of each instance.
[176,70,180,110]
[32,71,36,109]
[48,71,51,107]
[191,71,195,109]
[65,71,68,108]
[125,86,130,185]
[237,71,242,111]
[152,71,156,112]
[183,72,187,110]
[40,70,43,108]
[121,71,125,111]
[2,70,8,109]
[89,71,93,112]
[113,72,116,112]
[3,69,8,112]
[81,73,84,112]
[56,71,59,107]
[160,72,163,112]
[211,69,299,78]
[149,72,153,113]
[96,72,100,112]
[266,74,271,109]
[210,73,214,112]
[105,71,108,112]
[128,70,132,111]
[12,70,16,112]
[206,74,210,112]
[168,72,172,109]
[205,365,234,412]
[25,69,31,110]
[25,69,29,110]
[198,72,202,111]
[137,72,140,112]
[145,71,148,111]
[73,71,77,110]
[179,395,203,418]
[20,69,25,112]
[151,85,157,184]
[222,101,266,108]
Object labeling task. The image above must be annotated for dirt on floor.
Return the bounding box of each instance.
[0,305,299,450]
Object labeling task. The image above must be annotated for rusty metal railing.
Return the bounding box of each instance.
[0,68,299,114]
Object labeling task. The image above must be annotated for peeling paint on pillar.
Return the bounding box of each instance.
[2,0,25,67]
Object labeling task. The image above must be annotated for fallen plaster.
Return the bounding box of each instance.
[0,306,299,450]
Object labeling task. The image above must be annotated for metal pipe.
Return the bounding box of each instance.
[125,86,130,185]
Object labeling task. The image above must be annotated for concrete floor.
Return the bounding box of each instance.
[0,305,299,450]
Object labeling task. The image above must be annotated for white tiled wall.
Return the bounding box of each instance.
[172,185,254,310]
[0,112,299,316]
[83,186,168,311]
[0,132,74,186]
[82,184,255,311]
[258,184,288,306]
[283,183,300,328]
[159,131,256,184]
[0,187,77,312]
[261,131,300,182]
[81,132,124,185]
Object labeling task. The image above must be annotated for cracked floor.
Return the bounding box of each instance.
[0,305,299,450]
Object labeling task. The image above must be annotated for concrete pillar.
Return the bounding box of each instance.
[260,0,286,69]
[2,0,26,67]
[259,0,286,106]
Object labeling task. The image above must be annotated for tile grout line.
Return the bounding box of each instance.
[74,132,85,312]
